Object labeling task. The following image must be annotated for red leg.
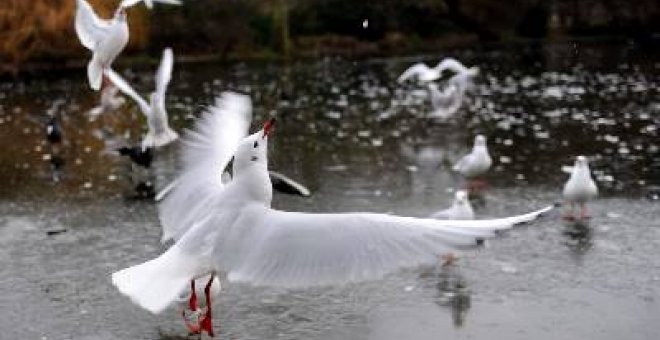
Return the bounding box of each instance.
[189,280,198,310]
[563,202,575,221]
[441,253,457,267]
[579,203,591,220]
[183,280,202,334]
[475,179,488,191]
[467,178,488,195]
[466,180,477,194]
[200,275,216,337]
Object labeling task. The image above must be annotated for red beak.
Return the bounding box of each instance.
[262,118,276,138]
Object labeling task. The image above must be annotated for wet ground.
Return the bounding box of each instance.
[1,41,659,339]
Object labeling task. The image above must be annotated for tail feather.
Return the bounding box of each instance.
[111,246,204,314]
[87,58,103,91]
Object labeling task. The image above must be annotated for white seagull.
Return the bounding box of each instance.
[398,57,479,84]
[562,155,598,220]
[453,135,492,192]
[105,48,179,149]
[75,0,129,91]
[431,190,475,220]
[112,98,553,336]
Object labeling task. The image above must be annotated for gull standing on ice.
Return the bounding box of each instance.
[563,155,598,220]
[453,135,492,192]
[112,98,554,336]
[431,191,475,220]
[106,48,179,149]
[398,57,479,84]
[75,0,129,91]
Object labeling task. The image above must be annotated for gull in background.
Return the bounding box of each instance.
[112,95,554,337]
[75,0,129,91]
[106,48,179,149]
[398,57,479,84]
[563,155,598,220]
[431,190,475,220]
[75,0,182,90]
[453,135,492,193]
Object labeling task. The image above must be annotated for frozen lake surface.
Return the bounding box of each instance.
[0,42,659,339]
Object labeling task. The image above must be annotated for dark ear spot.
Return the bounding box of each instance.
[253,141,259,148]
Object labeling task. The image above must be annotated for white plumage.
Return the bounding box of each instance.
[158,92,253,242]
[75,0,129,91]
[112,94,553,315]
[105,48,179,149]
[563,156,598,218]
[453,135,492,178]
[398,58,479,84]
[431,191,475,220]
[563,156,598,202]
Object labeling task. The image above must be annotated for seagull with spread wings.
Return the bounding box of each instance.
[105,48,179,149]
[112,94,553,337]
[398,57,479,84]
[75,0,129,91]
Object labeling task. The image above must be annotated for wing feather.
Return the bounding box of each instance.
[397,63,431,83]
[158,92,252,242]
[227,205,553,287]
[435,57,469,75]
[155,48,174,99]
[75,0,111,51]
[105,69,151,116]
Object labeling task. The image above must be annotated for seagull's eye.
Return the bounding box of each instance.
[253,141,259,148]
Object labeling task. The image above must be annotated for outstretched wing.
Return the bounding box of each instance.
[226,205,554,288]
[158,92,253,242]
[120,0,182,9]
[104,69,151,116]
[75,0,111,51]
[155,48,174,100]
[435,57,469,75]
[397,63,432,83]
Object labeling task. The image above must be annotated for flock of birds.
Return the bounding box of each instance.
[62,0,601,337]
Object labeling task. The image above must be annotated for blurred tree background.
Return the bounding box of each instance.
[1,0,659,73]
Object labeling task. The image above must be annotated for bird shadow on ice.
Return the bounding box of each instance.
[419,257,472,328]
[467,191,487,209]
[562,219,594,257]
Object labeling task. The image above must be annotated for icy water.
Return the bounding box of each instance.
[1,42,659,339]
